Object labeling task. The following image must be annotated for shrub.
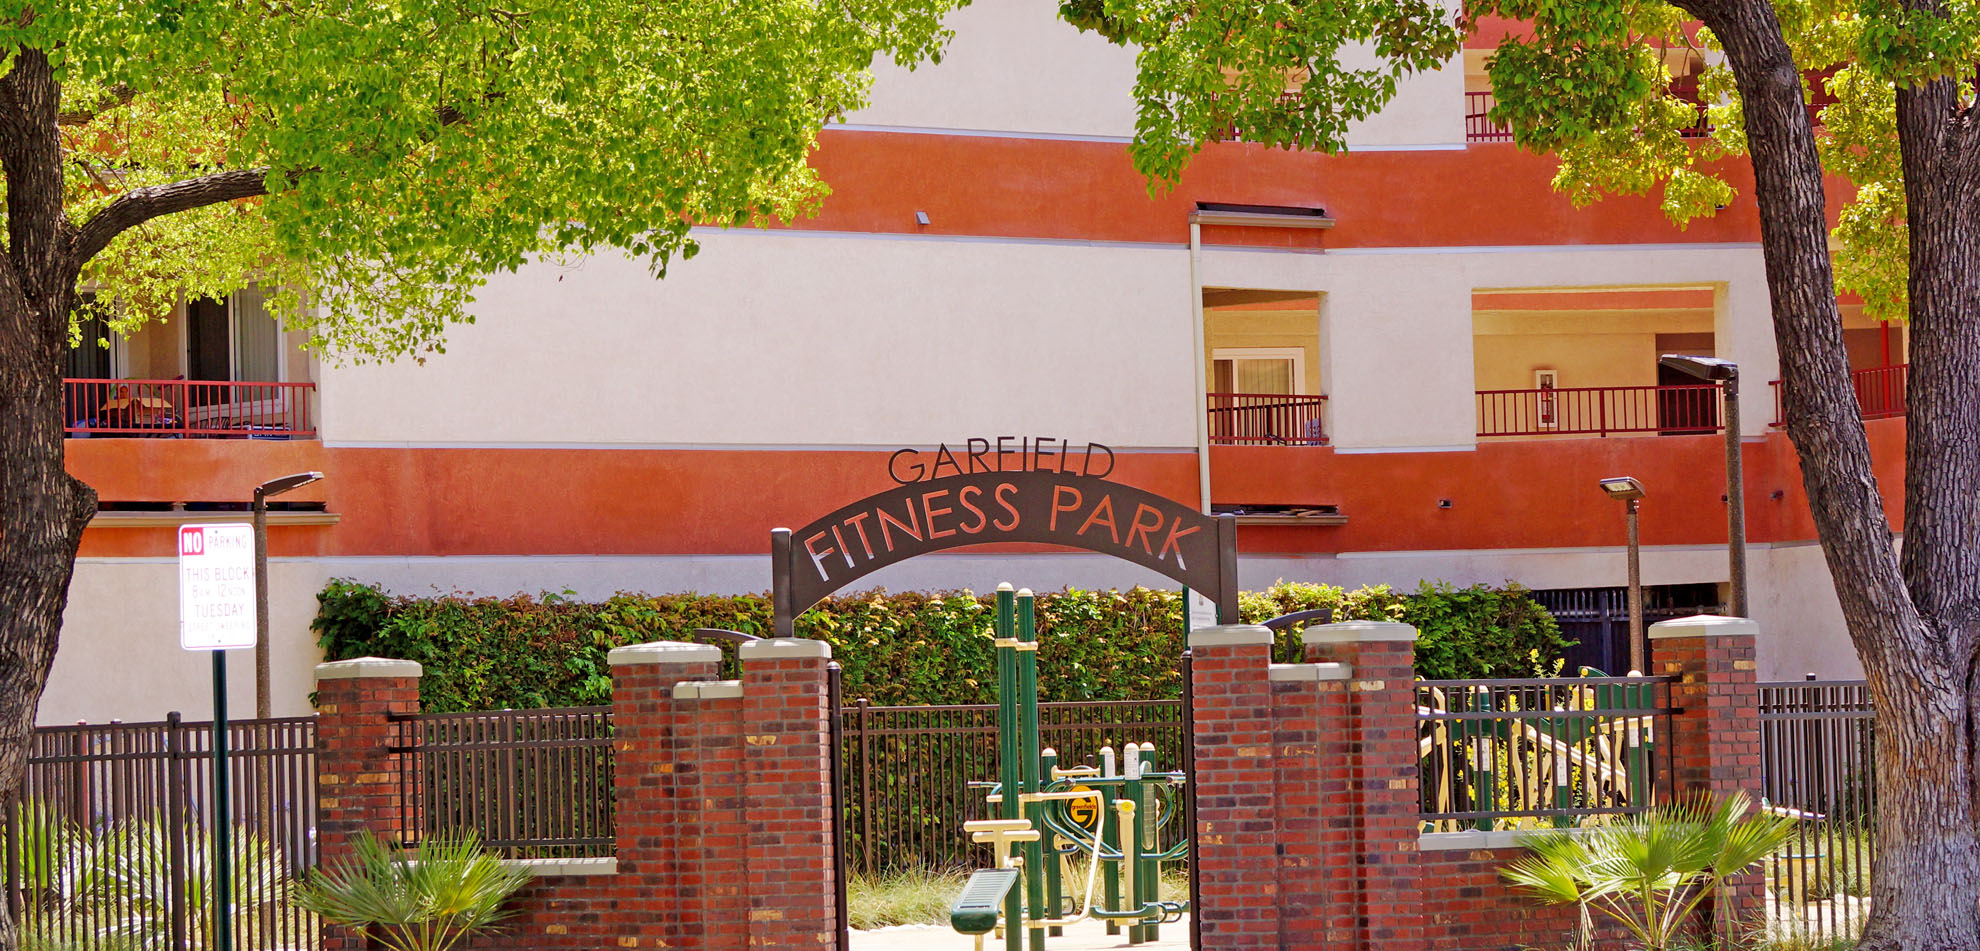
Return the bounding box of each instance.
[314,580,1573,711]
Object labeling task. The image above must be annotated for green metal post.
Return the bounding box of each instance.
[1137,747,1159,943]
[1040,747,1064,936]
[1100,749,1120,935]
[1474,686,1496,832]
[210,651,233,951]
[1017,590,1046,951]
[995,585,1022,951]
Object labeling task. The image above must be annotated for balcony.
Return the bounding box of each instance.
[1208,393,1328,446]
[1476,383,1722,438]
[65,378,317,439]
[1463,90,1726,144]
[1771,363,1908,426]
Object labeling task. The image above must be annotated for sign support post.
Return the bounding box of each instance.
[179,522,255,951]
[210,649,233,951]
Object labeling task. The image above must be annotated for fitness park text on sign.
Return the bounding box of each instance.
[788,468,1219,614]
[178,524,256,651]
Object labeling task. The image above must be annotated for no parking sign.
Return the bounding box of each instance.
[178,524,256,651]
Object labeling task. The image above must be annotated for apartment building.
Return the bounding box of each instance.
[48,0,1901,723]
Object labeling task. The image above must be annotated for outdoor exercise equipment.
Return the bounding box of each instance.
[949,584,1188,951]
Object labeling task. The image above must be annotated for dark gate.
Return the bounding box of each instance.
[1532,583,1723,674]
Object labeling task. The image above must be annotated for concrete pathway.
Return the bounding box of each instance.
[852,918,1191,951]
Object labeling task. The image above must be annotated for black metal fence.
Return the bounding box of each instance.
[1417,677,1675,831]
[4,714,318,951]
[839,698,1186,874]
[1759,679,1874,944]
[389,706,614,859]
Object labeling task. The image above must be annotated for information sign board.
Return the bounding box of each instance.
[178,524,256,650]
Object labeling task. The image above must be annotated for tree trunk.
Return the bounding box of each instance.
[1671,0,1980,947]
[1857,65,1980,951]
[0,48,100,951]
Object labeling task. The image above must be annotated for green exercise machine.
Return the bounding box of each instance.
[949,584,1188,951]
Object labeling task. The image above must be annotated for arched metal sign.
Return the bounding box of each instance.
[770,470,1237,634]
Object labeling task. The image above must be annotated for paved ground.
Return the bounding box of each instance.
[852,918,1191,951]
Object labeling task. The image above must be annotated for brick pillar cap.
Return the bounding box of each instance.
[738,637,832,660]
[1304,620,1419,644]
[316,657,423,681]
[607,641,722,666]
[1648,614,1759,640]
[1187,624,1271,648]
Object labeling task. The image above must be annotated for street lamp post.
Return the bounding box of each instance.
[1658,354,1747,618]
[1599,477,1648,674]
[254,471,324,718]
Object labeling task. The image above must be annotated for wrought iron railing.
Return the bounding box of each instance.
[839,698,1186,874]
[3,714,318,951]
[1466,89,1716,143]
[389,706,615,858]
[1416,676,1675,831]
[1759,678,1875,944]
[1770,363,1908,427]
[1207,392,1328,446]
[64,378,316,439]
[1476,382,1722,438]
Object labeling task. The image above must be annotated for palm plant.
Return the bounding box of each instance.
[1501,792,1796,951]
[294,833,534,951]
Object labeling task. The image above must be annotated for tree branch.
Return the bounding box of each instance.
[69,168,270,265]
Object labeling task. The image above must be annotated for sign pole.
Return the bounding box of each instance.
[179,522,255,951]
[211,650,233,951]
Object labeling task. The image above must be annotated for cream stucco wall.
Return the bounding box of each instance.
[44,558,332,724]
[318,233,1200,449]
[849,0,1464,147]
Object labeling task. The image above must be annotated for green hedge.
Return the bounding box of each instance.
[313,580,1572,712]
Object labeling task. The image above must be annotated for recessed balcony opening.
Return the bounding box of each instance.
[64,285,319,440]
[1202,288,1327,447]
[1472,286,1723,440]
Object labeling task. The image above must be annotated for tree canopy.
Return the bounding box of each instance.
[8,0,961,359]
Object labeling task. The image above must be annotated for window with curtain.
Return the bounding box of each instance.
[231,284,281,382]
[1212,356,1296,394]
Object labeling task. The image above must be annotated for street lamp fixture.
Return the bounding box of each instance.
[1658,354,1748,618]
[254,471,324,718]
[1599,477,1647,674]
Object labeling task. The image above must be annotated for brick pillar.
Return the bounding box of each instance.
[607,641,722,951]
[314,657,423,951]
[737,638,837,951]
[1650,614,1764,942]
[1188,624,1277,951]
[673,675,750,951]
[1268,650,1354,951]
[1305,621,1425,951]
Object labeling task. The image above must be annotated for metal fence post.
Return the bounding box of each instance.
[165,712,188,951]
[855,698,873,876]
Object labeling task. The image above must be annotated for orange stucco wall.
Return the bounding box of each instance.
[67,419,1908,560]
[792,130,1848,250]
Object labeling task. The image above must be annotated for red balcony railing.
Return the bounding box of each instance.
[1465,90,1730,144]
[1208,393,1328,446]
[1476,383,1723,438]
[64,378,317,439]
[1770,363,1908,427]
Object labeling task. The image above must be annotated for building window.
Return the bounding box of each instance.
[188,284,282,385]
[1212,348,1305,395]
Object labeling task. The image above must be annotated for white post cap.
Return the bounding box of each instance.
[1304,620,1419,644]
[607,641,722,666]
[738,637,833,660]
[1187,624,1272,648]
[316,657,423,681]
[1648,614,1760,640]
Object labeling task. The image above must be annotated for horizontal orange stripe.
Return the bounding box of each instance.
[68,422,1906,560]
[795,129,1845,250]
